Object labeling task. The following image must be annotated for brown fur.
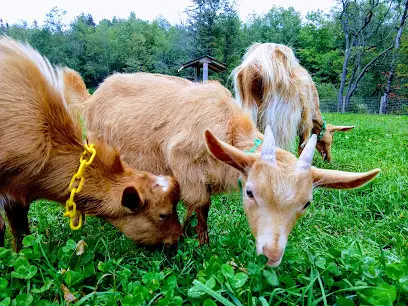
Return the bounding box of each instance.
[0,38,182,250]
[81,73,258,243]
[76,72,380,266]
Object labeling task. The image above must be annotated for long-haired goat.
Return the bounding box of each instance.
[232,42,354,162]
[0,38,182,250]
[76,72,380,266]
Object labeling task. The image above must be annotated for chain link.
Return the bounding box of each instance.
[64,143,96,230]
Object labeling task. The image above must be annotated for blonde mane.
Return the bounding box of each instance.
[232,43,316,151]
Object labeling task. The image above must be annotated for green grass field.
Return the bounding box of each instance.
[1,113,407,306]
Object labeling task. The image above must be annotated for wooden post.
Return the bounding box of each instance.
[194,64,199,82]
[203,62,208,82]
[341,96,346,113]
[379,96,385,114]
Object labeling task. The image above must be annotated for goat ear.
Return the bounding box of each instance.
[312,168,380,189]
[328,125,355,132]
[204,129,255,176]
[62,67,90,105]
[121,186,143,211]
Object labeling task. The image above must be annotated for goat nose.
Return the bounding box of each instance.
[163,231,183,247]
[263,245,283,263]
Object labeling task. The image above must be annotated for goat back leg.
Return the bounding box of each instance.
[0,214,5,248]
[183,207,196,238]
[196,202,210,245]
[4,201,30,252]
[183,201,210,245]
[298,131,309,156]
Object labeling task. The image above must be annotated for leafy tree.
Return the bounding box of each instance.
[242,7,302,46]
[297,11,343,84]
[185,0,223,57]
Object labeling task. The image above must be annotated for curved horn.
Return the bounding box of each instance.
[296,134,317,171]
[261,125,276,166]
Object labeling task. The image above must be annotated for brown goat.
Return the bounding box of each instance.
[0,38,182,251]
[77,72,380,266]
[306,82,354,162]
[232,42,354,162]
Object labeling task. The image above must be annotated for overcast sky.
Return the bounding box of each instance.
[1,0,337,26]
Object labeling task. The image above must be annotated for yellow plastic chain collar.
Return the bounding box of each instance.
[64,143,96,230]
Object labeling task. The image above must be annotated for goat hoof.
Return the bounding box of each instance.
[197,229,209,245]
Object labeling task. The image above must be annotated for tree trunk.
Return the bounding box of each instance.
[382,0,408,114]
[338,38,354,112]
[382,67,395,114]
[338,0,349,112]
[344,46,393,108]
[337,0,394,112]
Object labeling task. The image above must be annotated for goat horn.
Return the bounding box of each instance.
[261,125,276,166]
[296,134,317,171]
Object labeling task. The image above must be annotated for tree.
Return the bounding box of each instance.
[44,6,67,32]
[185,0,222,57]
[216,0,241,85]
[2,1,406,104]
[243,7,302,46]
[0,19,6,34]
[381,0,408,113]
[337,0,396,111]
[297,11,343,84]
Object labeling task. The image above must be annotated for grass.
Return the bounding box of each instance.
[1,113,407,305]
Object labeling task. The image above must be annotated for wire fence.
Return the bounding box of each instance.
[320,97,408,115]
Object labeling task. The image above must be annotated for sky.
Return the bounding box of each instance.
[1,0,337,26]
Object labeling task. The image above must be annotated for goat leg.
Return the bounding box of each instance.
[0,214,5,248]
[196,203,210,245]
[183,202,210,245]
[298,130,309,156]
[183,207,196,238]
[4,201,30,252]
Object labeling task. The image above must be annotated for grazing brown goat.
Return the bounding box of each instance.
[232,42,354,162]
[0,38,182,251]
[76,72,380,266]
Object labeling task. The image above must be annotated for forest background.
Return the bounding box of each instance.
[1,0,407,113]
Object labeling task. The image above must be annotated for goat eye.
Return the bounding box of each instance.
[159,213,169,220]
[246,189,254,198]
[303,201,311,210]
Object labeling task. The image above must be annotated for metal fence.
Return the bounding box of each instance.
[319,97,408,115]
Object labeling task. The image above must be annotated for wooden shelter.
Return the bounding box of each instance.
[178,55,227,82]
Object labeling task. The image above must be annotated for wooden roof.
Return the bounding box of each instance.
[178,55,227,73]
